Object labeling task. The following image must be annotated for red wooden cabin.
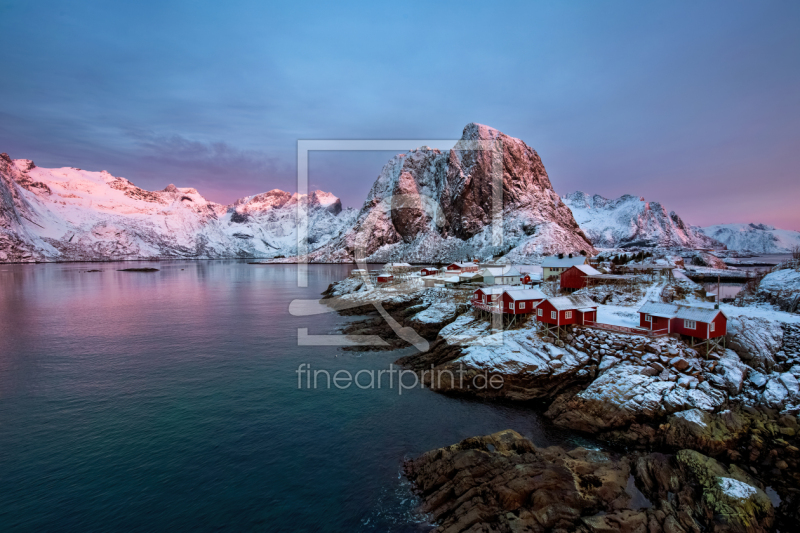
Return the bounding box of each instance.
[638,302,727,339]
[500,288,546,314]
[446,262,478,273]
[377,274,394,283]
[420,267,439,276]
[560,265,601,291]
[536,295,598,327]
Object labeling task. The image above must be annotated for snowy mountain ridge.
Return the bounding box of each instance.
[699,223,800,254]
[0,153,355,262]
[562,191,721,249]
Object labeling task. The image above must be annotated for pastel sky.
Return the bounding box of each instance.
[1,0,798,229]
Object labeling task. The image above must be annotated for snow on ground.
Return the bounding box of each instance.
[718,477,757,500]
[595,305,641,328]
[718,303,800,324]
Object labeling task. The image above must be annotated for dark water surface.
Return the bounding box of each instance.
[0,261,578,532]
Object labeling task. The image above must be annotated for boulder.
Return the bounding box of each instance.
[762,378,789,409]
[670,357,691,372]
[726,316,783,371]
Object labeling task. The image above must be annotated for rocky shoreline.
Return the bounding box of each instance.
[320,276,800,531]
[404,429,775,533]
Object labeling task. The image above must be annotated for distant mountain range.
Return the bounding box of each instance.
[699,223,800,254]
[3,124,797,263]
[561,192,721,249]
[0,153,355,262]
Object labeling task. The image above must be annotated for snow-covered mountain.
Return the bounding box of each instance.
[0,153,355,262]
[304,123,595,263]
[699,223,800,254]
[562,192,722,249]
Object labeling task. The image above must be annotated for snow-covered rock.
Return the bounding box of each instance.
[0,153,355,262]
[762,378,789,409]
[757,269,800,313]
[306,123,595,263]
[547,361,726,432]
[700,223,800,253]
[562,191,722,249]
[711,349,748,395]
[726,316,784,371]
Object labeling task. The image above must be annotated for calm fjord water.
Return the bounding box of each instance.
[0,262,571,532]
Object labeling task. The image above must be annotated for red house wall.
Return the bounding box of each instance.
[536,301,584,325]
[710,313,727,339]
[500,293,542,314]
[560,266,590,290]
[580,310,597,324]
[672,314,725,339]
[639,314,672,332]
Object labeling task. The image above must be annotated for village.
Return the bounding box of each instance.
[347,251,733,358]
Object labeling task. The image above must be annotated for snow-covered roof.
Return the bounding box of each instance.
[638,302,726,322]
[638,302,679,318]
[448,262,475,268]
[577,308,596,312]
[572,264,601,276]
[504,288,546,301]
[443,275,460,282]
[675,307,725,322]
[541,255,586,268]
[459,272,480,279]
[474,285,515,295]
[545,295,597,311]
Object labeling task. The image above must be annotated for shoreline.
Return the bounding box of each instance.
[320,273,800,531]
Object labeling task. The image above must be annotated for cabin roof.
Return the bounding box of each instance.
[504,288,546,301]
[675,307,725,322]
[638,302,680,318]
[474,285,516,295]
[572,265,601,276]
[544,294,597,311]
[638,302,726,322]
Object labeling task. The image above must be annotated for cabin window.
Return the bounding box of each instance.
[510,302,515,310]
[685,320,696,329]
[551,311,557,320]
[710,322,715,332]
[519,302,525,309]
[645,314,652,323]
[482,295,486,303]
[565,311,572,319]
[538,308,542,317]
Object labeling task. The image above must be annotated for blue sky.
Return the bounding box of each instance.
[1,0,798,228]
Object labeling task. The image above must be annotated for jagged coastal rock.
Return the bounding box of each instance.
[562,191,723,249]
[305,123,595,263]
[404,429,774,533]
[0,152,354,262]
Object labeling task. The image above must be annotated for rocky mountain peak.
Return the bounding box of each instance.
[307,123,594,263]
